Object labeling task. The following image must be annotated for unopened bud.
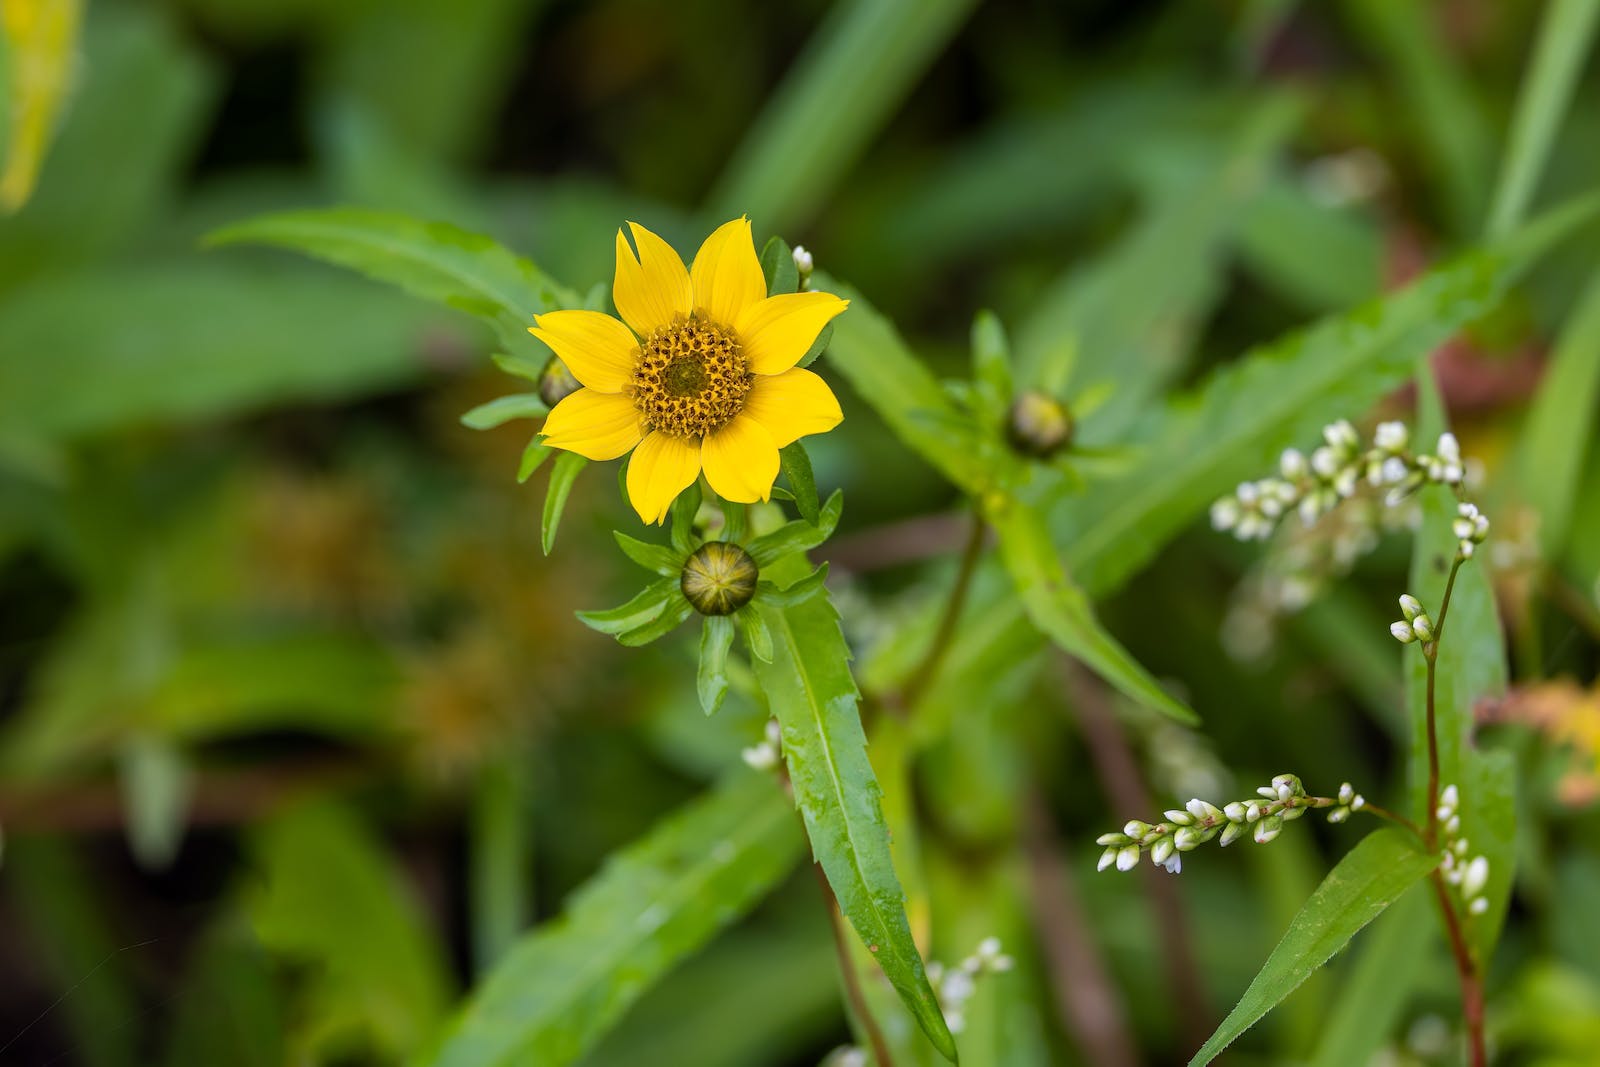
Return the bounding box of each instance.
[1006,391,1074,458]
[1254,815,1284,844]
[538,358,582,407]
[681,541,759,616]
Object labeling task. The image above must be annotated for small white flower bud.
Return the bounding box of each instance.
[1281,804,1306,821]
[1445,814,1460,835]
[792,245,814,275]
[1236,481,1259,505]
[1098,847,1118,872]
[1186,799,1223,823]
[1458,540,1475,559]
[1151,836,1175,866]
[1162,853,1182,874]
[1311,446,1340,478]
[1391,621,1417,643]
[1440,785,1459,809]
[977,937,1002,960]
[1277,782,1294,803]
[741,743,777,770]
[1452,517,1475,541]
[1116,845,1141,871]
[1380,456,1409,484]
[1436,432,1460,462]
[1454,838,1469,856]
[1164,809,1194,826]
[1298,495,1321,526]
[1468,896,1489,916]
[992,954,1015,972]
[1210,497,1240,531]
[1280,448,1307,479]
[1441,851,1456,870]
[1254,815,1283,844]
[1399,594,1423,621]
[1224,802,1249,822]
[1375,421,1408,451]
[945,1011,965,1034]
[1173,826,1204,851]
[1096,832,1129,846]
[1220,821,1244,846]
[1350,795,1365,811]
[1246,802,1264,823]
[1338,782,1355,805]
[1334,467,1359,498]
[1257,786,1278,800]
[1411,615,1434,641]
[1327,807,1350,823]
[1461,856,1490,899]
[1457,502,1478,518]
[1324,420,1358,450]
[1123,820,1150,840]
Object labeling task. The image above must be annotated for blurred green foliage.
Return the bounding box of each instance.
[3,1,1600,1066]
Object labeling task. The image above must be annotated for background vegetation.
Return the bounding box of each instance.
[2,1,1598,1064]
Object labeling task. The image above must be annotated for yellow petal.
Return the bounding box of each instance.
[529,309,638,393]
[735,291,849,375]
[741,368,843,447]
[626,431,702,524]
[701,416,779,504]
[540,388,643,461]
[689,217,767,327]
[613,222,691,338]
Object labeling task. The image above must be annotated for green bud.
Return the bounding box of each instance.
[538,358,581,408]
[1006,390,1073,458]
[681,541,759,616]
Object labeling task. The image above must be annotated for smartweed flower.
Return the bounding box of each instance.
[530,218,848,523]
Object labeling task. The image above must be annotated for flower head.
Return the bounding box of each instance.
[530,219,848,523]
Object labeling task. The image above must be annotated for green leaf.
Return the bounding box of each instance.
[739,602,774,663]
[492,349,545,382]
[421,770,805,1067]
[1306,886,1433,1067]
[613,530,683,577]
[1060,193,1600,596]
[1516,270,1600,558]
[1484,0,1600,239]
[1461,748,1517,966]
[698,616,736,715]
[795,321,833,369]
[970,309,1014,418]
[760,234,798,295]
[575,579,678,637]
[746,489,842,567]
[1189,828,1438,1066]
[708,0,978,230]
[779,440,821,525]
[670,481,703,556]
[618,596,695,647]
[469,755,533,976]
[758,562,831,607]
[250,803,451,1061]
[541,451,588,554]
[0,263,450,441]
[460,393,548,430]
[517,437,553,483]
[989,498,1196,725]
[207,206,578,348]
[752,586,957,1061]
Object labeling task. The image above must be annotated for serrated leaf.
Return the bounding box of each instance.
[988,498,1197,725]
[421,770,804,1067]
[746,489,842,567]
[752,585,957,1061]
[460,393,547,430]
[206,207,579,349]
[612,531,683,577]
[542,451,588,554]
[574,579,677,637]
[760,234,798,295]
[517,438,552,483]
[779,440,821,525]
[1189,828,1438,1066]
[698,616,736,715]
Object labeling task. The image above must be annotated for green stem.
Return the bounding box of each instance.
[898,508,985,713]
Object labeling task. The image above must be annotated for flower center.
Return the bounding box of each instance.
[632,317,753,439]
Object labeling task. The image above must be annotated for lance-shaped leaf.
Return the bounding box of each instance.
[575,579,678,638]
[612,531,684,577]
[988,497,1197,725]
[752,583,957,1061]
[542,451,588,554]
[697,616,736,715]
[207,206,579,353]
[421,770,804,1067]
[460,393,547,430]
[1189,828,1438,1066]
[779,440,821,525]
[746,490,844,566]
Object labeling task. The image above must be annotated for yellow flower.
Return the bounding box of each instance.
[530,218,848,523]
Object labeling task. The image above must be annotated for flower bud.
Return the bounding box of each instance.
[1374,421,1408,451]
[1164,809,1194,826]
[1151,836,1175,866]
[1327,807,1350,823]
[1095,832,1129,847]
[1173,826,1204,851]
[681,541,759,616]
[1006,391,1074,458]
[1399,594,1423,622]
[1097,847,1118,872]
[1338,782,1355,805]
[1411,614,1434,641]
[1223,802,1249,822]
[538,358,582,408]
[1116,845,1141,871]
[1254,815,1284,844]
[792,245,814,282]
[1390,621,1416,644]
[1468,896,1489,915]
[1461,856,1489,899]
[1219,821,1244,846]
[1440,784,1459,810]
[1186,798,1223,823]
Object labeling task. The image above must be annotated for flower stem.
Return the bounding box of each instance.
[899,508,985,712]
[812,861,896,1067]
[1357,801,1423,840]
